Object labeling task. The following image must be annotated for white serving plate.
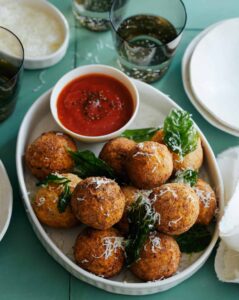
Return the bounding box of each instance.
[0,161,13,242]
[190,18,239,132]
[182,22,239,138]
[16,80,223,295]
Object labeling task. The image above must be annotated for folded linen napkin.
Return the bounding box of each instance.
[215,147,239,283]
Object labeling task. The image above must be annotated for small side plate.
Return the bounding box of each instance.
[0,160,13,241]
[182,21,239,137]
[190,18,239,131]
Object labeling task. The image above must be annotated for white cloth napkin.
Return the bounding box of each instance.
[215,147,239,283]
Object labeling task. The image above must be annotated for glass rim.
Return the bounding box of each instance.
[0,26,25,84]
[109,0,187,49]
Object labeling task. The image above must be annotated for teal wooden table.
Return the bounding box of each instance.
[0,1,239,299]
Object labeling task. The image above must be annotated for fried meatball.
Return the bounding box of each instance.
[126,141,173,189]
[131,232,180,281]
[193,179,217,225]
[173,138,203,172]
[151,128,164,143]
[33,173,81,228]
[25,131,77,180]
[151,129,203,172]
[150,183,199,235]
[71,177,125,230]
[99,137,136,179]
[74,227,125,278]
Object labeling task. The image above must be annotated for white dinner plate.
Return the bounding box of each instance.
[16,80,223,295]
[190,18,239,132]
[182,21,239,138]
[0,160,13,241]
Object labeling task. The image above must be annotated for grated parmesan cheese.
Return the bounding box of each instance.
[0,0,64,58]
[37,196,45,206]
[129,192,161,226]
[168,216,182,227]
[151,186,178,201]
[93,237,125,260]
[148,233,162,253]
[193,187,212,208]
[88,177,113,189]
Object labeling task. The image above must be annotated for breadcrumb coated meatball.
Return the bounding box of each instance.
[173,138,203,172]
[151,128,164,143]
[126,141,173,189]
[151,129,203,172]
[74,227,125,278]
[33,173,81,228]
[25,131,77,180]
[193,179,217,225]
[99,137,136,178]
[71,177,125,230]
[150,183,199,235]
[131,232,180,281]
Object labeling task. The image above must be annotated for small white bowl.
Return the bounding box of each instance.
[50,65,140,143]
[9,0,70,70]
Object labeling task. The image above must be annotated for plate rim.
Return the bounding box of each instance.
[0,160,13,242]
[16,80,224,294]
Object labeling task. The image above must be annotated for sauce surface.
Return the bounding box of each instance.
[57,74,134,136]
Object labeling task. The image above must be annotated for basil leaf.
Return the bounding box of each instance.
[57,184,71,213]
[121,127,160,142]
[163,109,199,158]
[175,224,212,253]
[125,196,159,266]
[37,173,72,213]
[37,173,70,187]
[173,169,199,187]
[69,149,116,179]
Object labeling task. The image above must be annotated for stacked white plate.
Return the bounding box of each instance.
[182,18,239,137]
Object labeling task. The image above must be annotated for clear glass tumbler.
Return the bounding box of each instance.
[110,0,187,83]
[72,0,112,31]
[0,27,24,122]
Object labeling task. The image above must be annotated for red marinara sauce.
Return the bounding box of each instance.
[57,74,134,136]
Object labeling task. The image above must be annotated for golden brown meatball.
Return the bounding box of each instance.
[126,141,173,189]
[25,131,77,180]
[150,183,199,235]
[99,137,136,178]
[131,232,180,281]
[33,173,81,228]
[151,129,203,172]
[74,227,125,278]
[173,138,203,172]
[193,179,217,225]
[151,128,164,143]
[71,177,125,230]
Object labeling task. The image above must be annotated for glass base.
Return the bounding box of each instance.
[74,14,110,31]
[0,101,16,122]
[117,58,170,83]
